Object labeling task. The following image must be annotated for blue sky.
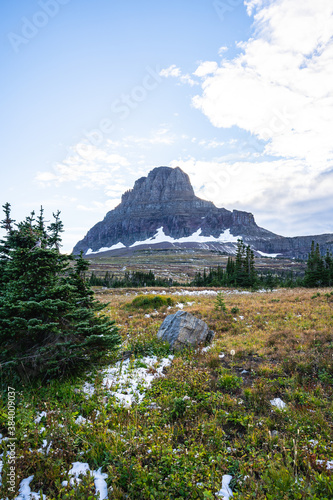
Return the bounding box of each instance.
[1,0,333,252]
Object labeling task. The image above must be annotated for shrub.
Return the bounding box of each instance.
[170,397,187,420]
[127,335,170,357]
[216,369,243,393]
[127,294,174,310]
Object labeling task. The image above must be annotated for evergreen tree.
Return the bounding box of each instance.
[323,250,333,287]
[191,240,258,289]
[0,205,121,382]
[304,241,327,287]
[226,256,235,280]
[0,203,14,284]
[233,239,258,288]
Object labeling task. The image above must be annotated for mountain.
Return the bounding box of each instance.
[73,166,333,259]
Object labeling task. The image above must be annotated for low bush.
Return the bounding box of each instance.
[216,369,243,393]
[127,294,175,310]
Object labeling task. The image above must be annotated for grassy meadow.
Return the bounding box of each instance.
[1,287,333,499]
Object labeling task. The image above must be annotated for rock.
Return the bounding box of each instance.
[157,311,214,350]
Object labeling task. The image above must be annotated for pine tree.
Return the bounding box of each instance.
[233,239,257,288]
[304,241,327,287]
[226,257,235,279]
[0,205,121,382]
[0,203,15,285]
[323,250,333,287]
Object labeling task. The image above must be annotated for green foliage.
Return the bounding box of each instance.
[262,465,333,500]
[192,239,258,288]
[231,306,239,314]
[214,292,227,312]
[127,294,174,310]
[216,369,243,393]
[127,335,170,357]
[304,241,333,287]
[170,396,187,420]
[89,269,175,288]
[0,204,121,382]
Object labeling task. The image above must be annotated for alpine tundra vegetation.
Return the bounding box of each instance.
[0,225,333,497]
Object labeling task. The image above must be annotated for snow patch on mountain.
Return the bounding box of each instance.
[87,227,241,255]
[131,227,240,246]
[256,250,281,258]
[86,242,125,255]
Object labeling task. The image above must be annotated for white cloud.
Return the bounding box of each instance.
[192,0,333,171]
[194,61,218,77]
[36,172,57,182]
[169,156,333,236]
[159,65,198,86]
[179,74,198,86]
[35,143,130,187]
[198,139,225,149]
[77,199,120,212]
[159,64,181,78]
[218,46,228,55]
[107,128,176,148]
[244,0,265,16]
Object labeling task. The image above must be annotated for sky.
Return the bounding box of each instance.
[1,0,333,252]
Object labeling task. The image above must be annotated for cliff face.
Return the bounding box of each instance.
[73,166,333,258]
[73,166,274,255]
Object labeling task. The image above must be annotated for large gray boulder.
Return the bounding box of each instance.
[157,310,214,350]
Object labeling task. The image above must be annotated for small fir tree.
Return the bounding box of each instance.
[0,204,121,382]
[214,292,227,312]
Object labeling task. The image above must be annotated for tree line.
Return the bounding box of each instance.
[89,269,175,288]
[89,239,333,290]
[192,240,332,289]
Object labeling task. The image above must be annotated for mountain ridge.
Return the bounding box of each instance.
[73,166,333,259]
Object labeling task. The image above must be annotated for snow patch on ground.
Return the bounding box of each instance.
[217,474,233,498]
[14,475,46,499]
[82,356,173,407]
[316,459,333,470]
[75,415,89,425]
[82,382,95,397]
[142,289,276,297]
[103,356,174,406]
[62,462,108,499]
[34,411,47,424]
[270,398,287,410]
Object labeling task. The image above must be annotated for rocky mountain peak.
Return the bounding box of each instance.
[73,166,282,256]
[121,166,195,206]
